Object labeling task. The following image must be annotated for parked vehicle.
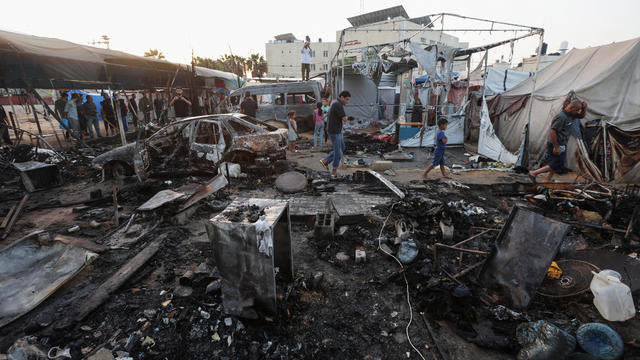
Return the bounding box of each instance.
[226,81,323,132]
[92,114,288,180]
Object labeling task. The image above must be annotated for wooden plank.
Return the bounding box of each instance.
[73,240,161,322]
[1,205,16,229]
[1,194,29,240]
[366,170,405,199]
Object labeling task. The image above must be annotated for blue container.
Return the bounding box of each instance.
[576,323,623,360]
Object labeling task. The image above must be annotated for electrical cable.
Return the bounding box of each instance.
[377,202,427,360]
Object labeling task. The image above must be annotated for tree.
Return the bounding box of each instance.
[144,49,166,60]
[193,54,248,78]
[247,53,268,78]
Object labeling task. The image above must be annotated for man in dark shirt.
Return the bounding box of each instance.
[240,91,259,118]
[139,93,152,125]
[100,94,117,136]
[83,96,101,138]
[54,92,67,119]
[529,99,586,182]
[170,88,192,121]
[319,90,351,177]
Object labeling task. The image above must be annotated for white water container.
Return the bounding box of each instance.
[590,270,636,321]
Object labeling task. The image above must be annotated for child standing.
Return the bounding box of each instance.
[313,103,324,147]
[423,117,452,178]
[287,110,298,152]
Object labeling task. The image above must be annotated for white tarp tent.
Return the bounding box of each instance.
[490,37,640,182]
[484,68,533,95]
[400,114,464,147]
[478,98,518,164]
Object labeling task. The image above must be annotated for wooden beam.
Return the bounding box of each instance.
[72,239,162,323]
[1,194,29,240]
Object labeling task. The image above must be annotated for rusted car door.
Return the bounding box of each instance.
[134,121,193,180]
[189,120,226,171]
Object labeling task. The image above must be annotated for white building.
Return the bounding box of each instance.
[265,33,338,79]
[265,6,468,78]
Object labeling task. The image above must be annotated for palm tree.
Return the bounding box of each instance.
[247,53,267,78]
[144,49,166,60]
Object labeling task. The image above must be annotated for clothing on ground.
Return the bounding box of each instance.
[240,97,259,117]
[327,100,346,135]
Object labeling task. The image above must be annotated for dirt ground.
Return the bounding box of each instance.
[1,125,638,360]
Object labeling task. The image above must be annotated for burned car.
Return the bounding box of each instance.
[92,114,287,179]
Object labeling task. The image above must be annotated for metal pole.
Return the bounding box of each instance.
[341,46,345,93]
[5,88,21,131]
[521,31,545,168]
[603,122,609,181]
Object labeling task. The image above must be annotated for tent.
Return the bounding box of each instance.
[194,67,242,90]
[0,29,189,90]
[489,37,640,182]
[339,73,378,121]
[483,68,533,95]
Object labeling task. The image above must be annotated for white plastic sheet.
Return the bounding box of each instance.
[478,98,518,165]
[399,116,464,148]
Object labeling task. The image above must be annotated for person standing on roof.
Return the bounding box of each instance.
[529,99,587,183]
[320,91,351,178]
[170,88,192,121]
[301,42,312,81]
[240,91,259,118]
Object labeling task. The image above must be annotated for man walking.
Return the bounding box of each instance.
[320,91,350,178]
[529,99,587,182]
[170,88,192,121]
[240,91,259,118]
[83,96,101,138]
[301,42,312,81]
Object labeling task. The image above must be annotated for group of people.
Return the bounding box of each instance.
[54,92,103,140]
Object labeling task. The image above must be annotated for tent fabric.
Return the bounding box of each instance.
[484,68,533,95]
[488,37,640,181]
[400,115,464,148]
[478,98,518,164]
[194,67,241,89]
[341,74,378,120]
[0,29,188,89]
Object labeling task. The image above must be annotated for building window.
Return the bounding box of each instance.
[421,37,426,43]
[322,64,328,70]
[311,64,316,71]
[323,50,329,57]
[311,50,316,57]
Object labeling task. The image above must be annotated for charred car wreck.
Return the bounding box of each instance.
[92,114,288,179]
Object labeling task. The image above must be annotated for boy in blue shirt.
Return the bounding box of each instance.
[423,117,451,178]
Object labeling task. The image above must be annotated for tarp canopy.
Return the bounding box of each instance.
[194,67,241,89]
[339,73,378,120]
[0,29,189,89]
[484,68,533,95]
[489,37,640,182]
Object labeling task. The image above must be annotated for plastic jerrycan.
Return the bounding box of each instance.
[590,270,636,321]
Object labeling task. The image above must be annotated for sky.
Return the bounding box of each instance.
[2,0,639,69]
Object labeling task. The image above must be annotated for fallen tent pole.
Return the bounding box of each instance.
[71,239,162,323]
[1,194,29,240]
